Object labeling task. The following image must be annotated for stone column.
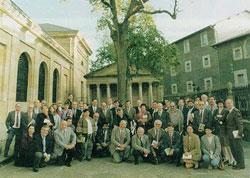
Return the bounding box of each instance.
[96,84,101,106]
[138,82,143,102]
[87,84,91,104]
[128,83,133,103]
[158,84,164,102]
[149,82,153,104]
[107,83,111,99]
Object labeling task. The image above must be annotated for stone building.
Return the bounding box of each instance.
[0,0,91,138]
[164,10,250,98]
[84,63,164,106]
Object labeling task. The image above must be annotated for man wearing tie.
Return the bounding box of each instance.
[153,103,170,129]
[147,120,165,165]
[4,103,27,161]
[33,125,57,172]
[161,123,182,166]
[225,99,245,170]
[24,104,37,128]
[124,100,136,122]
[132,127,150,165]
[185,100,198,132]
[207,96,218,115]
[89,99,101,118]
[110,120,131,163]
[54,120,76,167]
[193,101,212,137]
[71,101,82,128]
[99,102,112,127]
[96,122,112,157]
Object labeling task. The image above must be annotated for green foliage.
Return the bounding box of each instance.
[91,24,179,80]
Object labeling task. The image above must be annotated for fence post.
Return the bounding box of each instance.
[227,82,234,101]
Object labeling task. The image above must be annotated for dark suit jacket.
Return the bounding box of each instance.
[33,134,53,154]
[89,105,102,118]
[212,108,228,135]
[162,131,182,151]
[98,109,112,126]
[153,110,170,129]
[184,107,198,129]
[134,106,141,114]
[96,128,112,145]
[179,106,189,122]
[5,111,27,130]
[35,113,55,134]
[193,109,212,135]
[71,108,82,128]
[23,112,37,126]
[225,108,244,139]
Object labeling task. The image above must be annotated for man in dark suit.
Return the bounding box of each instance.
[193,101,212,137]
[110,100,120,128]
[35,105,55,135]
[184,100,198,132]
[89,98,101,118]
[225,99,245,170]
[178,99,189,126]
[99,102,112,127]
[134,99,142,114]
[153,103,170,129]
[71,101,82,128]
[33,125,57,172]
[161,123,182,166]
[148,101,158,120]
[95,122,112,157]
[4,103,27,160]
[65,94,73,109]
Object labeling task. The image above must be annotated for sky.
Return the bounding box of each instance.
[12,0,250,61]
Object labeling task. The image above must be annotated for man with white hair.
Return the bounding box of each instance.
[110,120,131,163]
[132,127,150,165]
[201,94,209,107]
[147,120,165,164]
[24,103,37,127]
[225,99,245,170]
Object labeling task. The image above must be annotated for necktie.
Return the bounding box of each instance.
[140,137,144,147]
[104,130,107,143]
[200,110,204,123]
[74,109,76,117]
[156,129,159,142]
[120,130,124,144]
[42,136,46,153]
[16,112,19,128]
[170,133,173,145]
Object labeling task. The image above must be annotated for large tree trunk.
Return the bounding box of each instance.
[113,28,128,103]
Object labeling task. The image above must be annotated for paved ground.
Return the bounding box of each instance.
[0,142,250,178]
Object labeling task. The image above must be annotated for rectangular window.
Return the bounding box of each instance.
[170,66,176,76]
[201,32,208,47]
[233,47,243,60]
[234,69,248,87]
[186,81,193,92]
[185,61,192,72]
[202,55,211,68]
[204,77,213,90]
[171,84,177,94]
[184,40,190,53]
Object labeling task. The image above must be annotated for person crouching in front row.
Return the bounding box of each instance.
[110,120,131,163]
[161,123,182,167]
[132,127,150,165]
[54,120,76,167]
[33,125,57,172]
[96,122,112,157]
[183,125,201,169]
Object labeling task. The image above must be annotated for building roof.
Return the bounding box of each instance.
[39,23,78,33]
[172,10,250,44]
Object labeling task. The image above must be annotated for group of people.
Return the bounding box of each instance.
[4,93,245,172]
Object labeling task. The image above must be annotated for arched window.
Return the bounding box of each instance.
[53,69,59,103]
[16,53,29,102]
[38,62,46,101]
[245,38,250,58]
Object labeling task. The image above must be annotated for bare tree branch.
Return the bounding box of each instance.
[140,0,178,19]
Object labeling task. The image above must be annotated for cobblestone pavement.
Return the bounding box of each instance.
[0,143,249,178]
